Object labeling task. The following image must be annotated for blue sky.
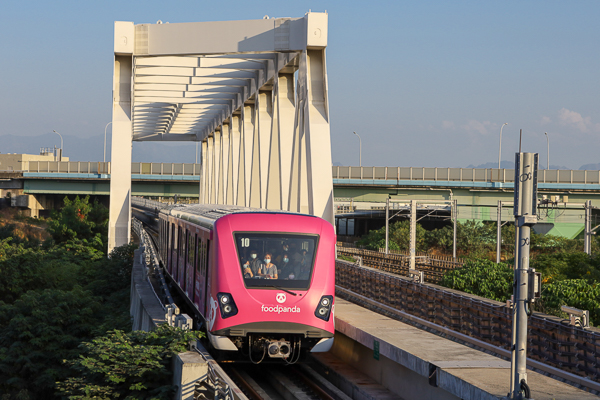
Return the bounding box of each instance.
[0,1,598,168]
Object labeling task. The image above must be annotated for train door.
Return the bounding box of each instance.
[195,237,209,317]
[186,232,196,301]
[194,234,201,307]
[178,227,184,287]
[169,222,176,276]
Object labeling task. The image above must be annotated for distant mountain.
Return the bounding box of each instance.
[579,163,600,170]
[466,161,515,169]
[466,161,570,170]
[0,133,197,163]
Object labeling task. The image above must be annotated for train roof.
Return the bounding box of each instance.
[160,203,317,230]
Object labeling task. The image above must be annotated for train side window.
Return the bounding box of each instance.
[194,234,199,272]
[171,224,176,253]
[181,229,185,257]
[198,239,204,274]
[204,240,210,275]
[188,232,194,265]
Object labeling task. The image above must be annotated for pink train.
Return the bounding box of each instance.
[158,204,335,362]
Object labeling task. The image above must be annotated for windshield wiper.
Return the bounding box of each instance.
[262,284,298,296]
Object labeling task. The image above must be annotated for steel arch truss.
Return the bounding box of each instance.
[109,13,334,251]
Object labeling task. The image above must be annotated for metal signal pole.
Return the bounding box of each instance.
[509,151,538,399]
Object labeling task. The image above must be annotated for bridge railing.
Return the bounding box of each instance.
[27,161,111,174]
[131,162,201,176]
[332,166,600,185]
[21,162,201,176]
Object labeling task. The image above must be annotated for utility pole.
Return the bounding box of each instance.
[453,199,457,260]
[584,200,592,255]
[385,197,390,254]
[509,151,539,399]
[409,199,416,270]
[497,200,502,263]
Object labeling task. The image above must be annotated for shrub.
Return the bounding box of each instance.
[57,325,202,399]
[439,258,513,302]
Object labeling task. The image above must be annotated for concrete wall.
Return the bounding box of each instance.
[330,332,460,400]
[130,248,166,331]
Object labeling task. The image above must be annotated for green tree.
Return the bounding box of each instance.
[46,196,108,251]
[539,279,600,326]
[0,288,102,399]
[531,252,600,284]
[0,238,103,304]
[357,220,427,252]
[57,325,202,399]
[439,258,513,302]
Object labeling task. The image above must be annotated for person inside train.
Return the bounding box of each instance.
[259,253,278,279]
[243,249,262,278]
[275,243,290,265]
[293,249,311,280]
[278,253,296,279]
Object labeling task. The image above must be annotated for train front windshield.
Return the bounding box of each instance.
[234,233,318,290]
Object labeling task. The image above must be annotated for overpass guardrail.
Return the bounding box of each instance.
[4,163,599,185]
[332,166,600,185]
[3,161,201,176]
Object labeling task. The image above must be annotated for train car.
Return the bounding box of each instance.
[158,204,335,362]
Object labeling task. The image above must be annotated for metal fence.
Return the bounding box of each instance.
[332,166,600,185]
[337,247,464,284]
[335,260,600,385]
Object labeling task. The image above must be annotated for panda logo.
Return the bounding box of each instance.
[207,296,219,330]
[276,293,287,304]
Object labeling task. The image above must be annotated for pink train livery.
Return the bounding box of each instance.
[158,204,335,363]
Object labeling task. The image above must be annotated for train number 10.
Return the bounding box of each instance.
[241,238,250,247]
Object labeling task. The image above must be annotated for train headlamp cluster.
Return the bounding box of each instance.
[267,341,291,358]
[217,293,238,319]
[315,295,333,321]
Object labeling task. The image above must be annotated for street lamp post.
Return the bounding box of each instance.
[353,131,362,167]
[498,122,508,170]
[104,122,112,163]
[545,132,549,170]
[52,130,64,161]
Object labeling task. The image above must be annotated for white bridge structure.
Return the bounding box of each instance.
[108,13,333,251]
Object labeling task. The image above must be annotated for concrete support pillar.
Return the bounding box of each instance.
[258,91,273,208]
[224,122,234,205]
[241,104,255,207]
[214,129,222,204]
[230,114,242,205]
[200,141,208,204]
[172,352,208,400]
[248,99,261,208]
[277,73,296,210]
[207,137,215,204]
[108,51,133,253]
[295,49,334,224]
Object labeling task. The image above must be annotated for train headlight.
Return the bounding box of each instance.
[315,295,333,321]
[217,293,238,319]
[268,344,280,356]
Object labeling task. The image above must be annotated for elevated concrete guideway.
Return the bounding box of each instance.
[109,13,334,252]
